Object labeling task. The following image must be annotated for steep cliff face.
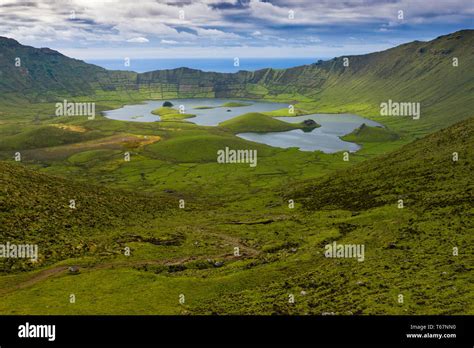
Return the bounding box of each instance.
[133,64,332,99]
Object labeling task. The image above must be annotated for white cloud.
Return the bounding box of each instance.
[127,37,149,43]
[195,27,241,40]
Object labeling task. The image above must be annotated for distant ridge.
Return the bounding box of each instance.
[1,30,473,130]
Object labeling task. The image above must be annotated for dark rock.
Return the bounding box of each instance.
[301,119,321,132]
[168,264,186,273]
[162,101,173,107]
[301,119,320,132]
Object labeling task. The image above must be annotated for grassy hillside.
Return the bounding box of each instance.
[291,117,473,211]
[0,37,135,102]
[0,125,103,151]
[341,123,399,143]
[191,117,474,315]
[151,106,196,121]
[219,112,317,133]
[302,30,474,132]
[0,161,173,272]
[144,133,274,162]
[0,118,470,315]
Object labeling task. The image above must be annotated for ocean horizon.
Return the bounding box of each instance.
[86,57,322,73]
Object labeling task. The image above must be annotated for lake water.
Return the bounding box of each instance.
[239,114,382,152]
[103,99,382,153]
[103,99,287,125]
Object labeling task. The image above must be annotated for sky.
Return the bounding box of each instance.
[0,0,473,60]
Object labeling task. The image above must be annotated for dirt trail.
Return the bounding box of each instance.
[13,266,69,291]
[0,234,261,296]
[206,232,259,257]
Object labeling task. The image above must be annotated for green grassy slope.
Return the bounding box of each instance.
[219,112,308,133]
[0,118,471,315]
[144,133,274,162]
[291,117,473,211]
[341,123,399,143]
[304,30,474,132]
[0,125,103,151]
[188,117,474,315]
[151,106,195,121]
[0,37,135,102]
[0,116,470,315]
[0,161,173,272]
